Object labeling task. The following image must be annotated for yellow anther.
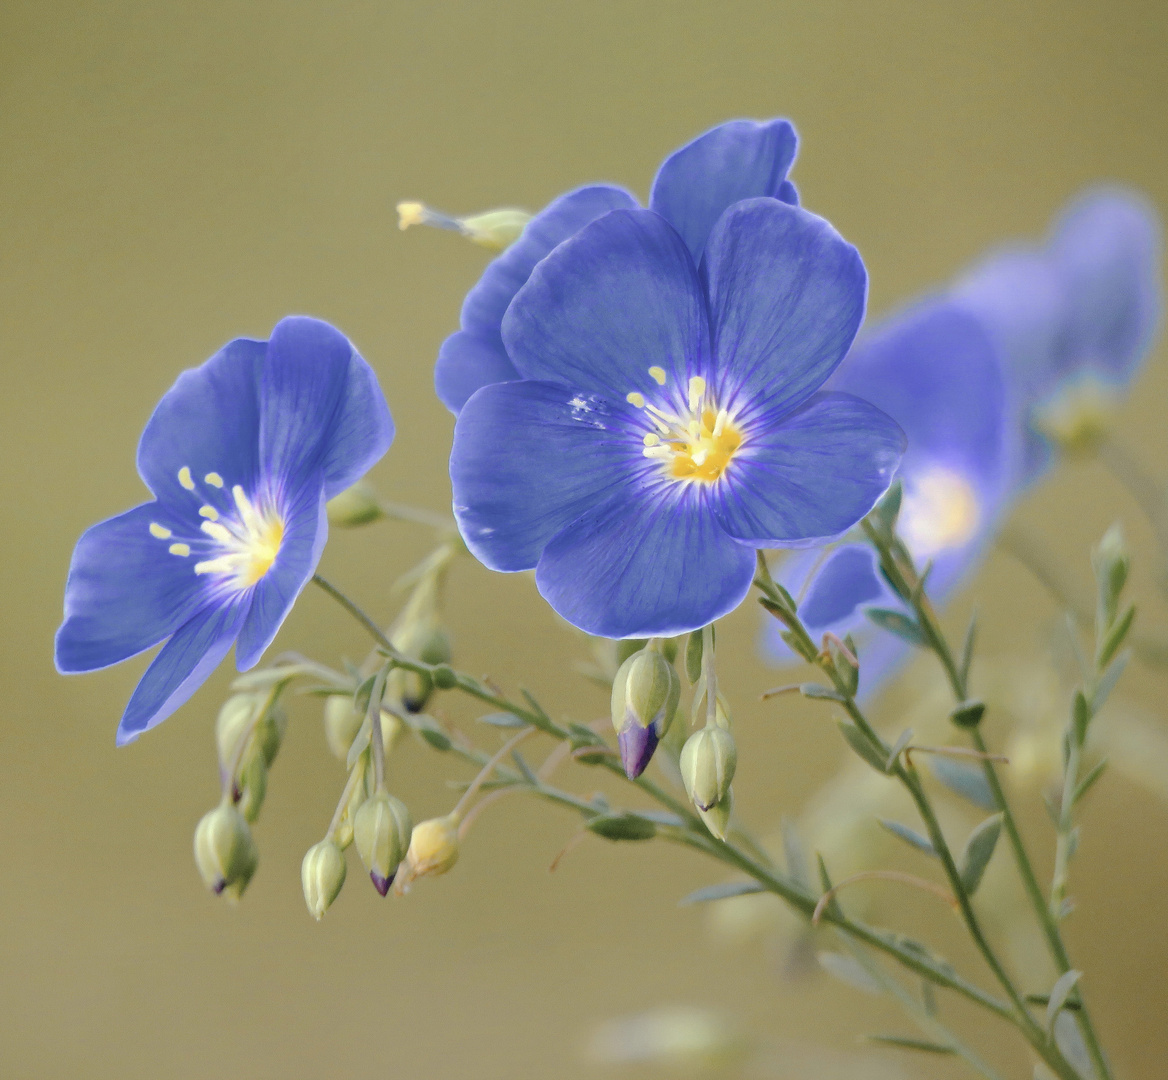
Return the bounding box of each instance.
[178,467,195,491]
[149,522,172,540]
[626,392,645,408]
[199,506,219,521]
[648,366,667,385]
[204,472,224,488]
[396,201,427,230]
[687,376,706,411]
[169,543,191,557]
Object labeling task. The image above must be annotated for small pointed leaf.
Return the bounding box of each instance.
[930,756,996,811]
[878,818,936,857]
[838,721,890,773]
[817,951,883,995]
[678,881,766,906]
[866,1034,955,1055]
[958,813,1003,895]
[865,607,926,646]
[1045,970,1083,1035]
[885,728,914,772]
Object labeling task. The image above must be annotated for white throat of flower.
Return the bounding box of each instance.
[898,466,980,560]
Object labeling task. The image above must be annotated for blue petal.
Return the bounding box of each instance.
[259,316,394,499]
[777,180,799,207]
[713,392,905,546]
[116,598,249,745]
[55,502,211,673]
[137,338,264,510]
[703,199,867,424]
[534,486,756,638]
[235,481,329,670]
[799,545,886,629]
[1049,187,1162,385]
[450,380,643,572]
[503,209,709,401]
[435,331,521,415]
[649,119,798,263]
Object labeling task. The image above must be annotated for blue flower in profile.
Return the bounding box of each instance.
[450,200,905,639]
[55,317,394,744]
[435,118,800,413]
[952,187,1162,481]
[764,300,1018,697]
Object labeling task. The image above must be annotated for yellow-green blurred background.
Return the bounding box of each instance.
[3,2,1167,1077]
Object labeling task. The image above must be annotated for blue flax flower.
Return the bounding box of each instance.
[55,317,394,744]
[436,118,800,412]
[764,299,1017,697]
[450,200,906,639]
[952,187,1162,482]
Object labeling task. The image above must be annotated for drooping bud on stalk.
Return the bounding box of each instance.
[403,814,461,882]
[354,792,413,896]
[325,480,384,527]
[697,787,734,842]
[680,724,737,813]
[301,839,347,920]
[396,201,533,252]
[215,694,260,771]
[193,802,257,896]
[610,649,680,779]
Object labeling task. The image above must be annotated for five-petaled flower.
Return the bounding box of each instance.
[55,317,394,744]
[450,199,906,639]
[435,118,801,413]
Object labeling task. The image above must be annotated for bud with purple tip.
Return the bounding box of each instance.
[353,791,412,896]
[610,647,680,779]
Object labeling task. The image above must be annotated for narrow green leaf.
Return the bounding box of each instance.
[1091,649,1130,713]
[867,1034,956,1055]
[878,818,937,857]
[1098,603,1136,668]
[511,750,538,784]
[959,611,978,688]
[1025,993,1081,1011]
[885,728,914,772]
[921,981,938,1017]
[838,721,891,773]
[476,711,527,728]
[678,881,766,906]
[685,629,704,685]
[864,607,927,646]
[780,818,811,890]
[1072,690,1092,747]
[929,755,997,811]
[817,951,883,995]
[586,812,657,841]
[635,809,686,828]
[1045,969,1083,1034]
[958,813,1003,895]
[1073,758,1108,805]
[802,683,846,703]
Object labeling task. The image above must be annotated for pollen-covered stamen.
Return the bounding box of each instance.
[628,368,743,484]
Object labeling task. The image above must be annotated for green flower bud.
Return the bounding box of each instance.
[354,792,412,896]
[396,201,532,252]
[215,694,260,770]
[301,839,347,920]
[611,650,680,778]
[238,754,268,823]
[325,480,384,527]
[334,756,374,850]
[698,787,733,841]
[404,814,460,881]
[680,724,737,812]
[193,803,256,895]
[324,694,365,760]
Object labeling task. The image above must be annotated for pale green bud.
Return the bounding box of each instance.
[325,480,384,527]
[611,649,680,779]
[354,792,412,895]
[698,787,733,841]
[215,694,260,770]
[238,754,268,823]
[397,201,532,252]
[324,694,366,760]
[301,839,347,920]
[193,803,256,895]
[680,724,737,812]
[404,814,460,881]
[333,756,374,850]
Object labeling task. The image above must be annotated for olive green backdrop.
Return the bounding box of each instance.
[2,2,1166,1077]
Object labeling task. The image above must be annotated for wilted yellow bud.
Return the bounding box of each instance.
[301,839,347,920]
[404,814,460,881]
[193,803,257,895]
[354,792,413,896]
[680,724,737,812]
[326,480,384,527]
[396,201,532,252]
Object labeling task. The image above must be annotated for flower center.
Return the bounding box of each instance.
[898,466,979,559]
[149,467,285,591]
[627,371,743,484]
[1032,373,1119,456]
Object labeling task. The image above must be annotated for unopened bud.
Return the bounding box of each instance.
[254,702,286,766]
[301,839,347,920]
[194,803,257,895]
[354,792,412,896]
[238,754,268,823]
[215,694,260,770]
[396,201,532,252]
[391,622,452,711]
[698,787,734,841]
[324,695,365,760]
[611,650,680,779]
[404,814,460,881]
[680,724,737,812]
[325,480,384,527]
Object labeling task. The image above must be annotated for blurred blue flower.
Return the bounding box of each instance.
[55,317,394,744]
[435,118,800,413]
[450,200,905,638]
[764,300,1017,696]
[952,187,1162,481]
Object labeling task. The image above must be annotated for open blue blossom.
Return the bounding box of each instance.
[450,200,905,639]
[952,187,1162,482]
[55,317,394,744]
[435,118,800,413]
[764,300,1017,697]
